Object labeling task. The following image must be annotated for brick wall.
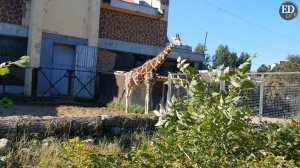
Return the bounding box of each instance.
[97,49,117,71]
[99,8,168,47]
[0,0,26,25]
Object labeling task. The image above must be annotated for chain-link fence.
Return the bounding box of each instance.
[166,73,187,103]
[249,72,300,122]
[167,72,300,123]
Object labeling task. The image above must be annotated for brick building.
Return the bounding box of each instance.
[0,0,204,96]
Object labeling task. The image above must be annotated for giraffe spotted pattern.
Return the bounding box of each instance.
[124,34,182,114]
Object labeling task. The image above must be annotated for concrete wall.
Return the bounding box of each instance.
[0,23,28,37]
[99,38,205,62]
[98,72,166,109]
[43,0,89,39]
[25,0,45,96]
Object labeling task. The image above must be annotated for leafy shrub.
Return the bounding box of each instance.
[0,56,29,107]
[1,130,155,167]
[2,56,300,167]
[124,55,300,167]
[129,105,144,114]
[60,137,119,168]
[2,136,124,167]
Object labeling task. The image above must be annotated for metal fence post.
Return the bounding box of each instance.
[95,72,101,100]
[1,77,5,94]
[67,70,74,100]
[259,74,265,123]
[166,72,172,107]
[220,80,225,90]
[220,71,225,90]
[31,67,39,98]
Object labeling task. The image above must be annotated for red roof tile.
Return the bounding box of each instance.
[122,0,137,4]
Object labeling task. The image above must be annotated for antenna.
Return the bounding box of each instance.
[203,32,208,55]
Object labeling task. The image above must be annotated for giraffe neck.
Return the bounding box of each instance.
[142,43,174,73]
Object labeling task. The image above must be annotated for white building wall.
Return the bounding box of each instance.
[43,0,89,39]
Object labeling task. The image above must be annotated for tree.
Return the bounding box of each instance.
[198,55,211,70]
[272,55,300,72]
[194,43,207,55]
[237,52,251,67]
[212,45,251,70]
[237,52,251,71]
[212,45,237,68]
[257,64,269,72]
[194,43,210,70]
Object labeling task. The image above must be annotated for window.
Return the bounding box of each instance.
[0,35,27,62]
[0,35,28,86]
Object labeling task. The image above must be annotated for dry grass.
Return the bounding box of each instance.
[1,130,153,167]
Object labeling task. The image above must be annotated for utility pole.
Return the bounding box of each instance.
[203,32,208,55]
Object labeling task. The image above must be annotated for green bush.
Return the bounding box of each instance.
[60,137,119,168]
[107,102,145,114]
[0,56,29,107]
[124,55,300,167]
[2,56,300,167]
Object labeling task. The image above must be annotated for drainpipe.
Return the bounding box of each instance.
[24,0,45,96]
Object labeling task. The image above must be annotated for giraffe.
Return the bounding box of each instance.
[124,34,182,114]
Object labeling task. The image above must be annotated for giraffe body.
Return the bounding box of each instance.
[124,34,182,114]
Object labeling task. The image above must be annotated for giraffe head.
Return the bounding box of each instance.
[171,34,182,46]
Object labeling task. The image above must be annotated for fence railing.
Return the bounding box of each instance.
[31,67,100,99]
[167,72,300,122]
[3,67,300,120]
[249,72,300,121]
[0,67,167,108]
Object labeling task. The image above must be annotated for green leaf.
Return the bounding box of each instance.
[190,80,198,86]
[177,57,182,63]
[0,97,13,107]
[155,119,167,127]
[182,63,189,69]
[224,67,230,74]
[11,56,30,68]
[231,80,240,88]
[0,67,9,76]
[153,110,161,117]
[180,59,187,65]
[212,92,219,97]
[241,79,255,89]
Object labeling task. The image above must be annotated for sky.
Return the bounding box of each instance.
[167,0,300,71]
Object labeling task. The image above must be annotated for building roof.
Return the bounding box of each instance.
[122,0,137,4]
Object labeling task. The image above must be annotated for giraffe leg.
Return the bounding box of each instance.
[145,91,149,115]
[145,84,152,115]
[149,87,153,111]
[125,87,130,113]
[125,87,133,113]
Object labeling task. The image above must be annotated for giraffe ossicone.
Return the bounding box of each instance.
[124,34,182,114]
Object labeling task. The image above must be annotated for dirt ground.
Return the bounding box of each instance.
[0,104,140,120]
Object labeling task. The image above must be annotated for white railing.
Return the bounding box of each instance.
[110,0,160,16]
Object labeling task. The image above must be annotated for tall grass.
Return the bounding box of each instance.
[106,102,145,114]
[0,130,154,167]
